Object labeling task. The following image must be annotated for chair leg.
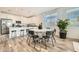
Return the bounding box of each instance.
[51,38,54,47]
[53,36,56,43]
[27,36,31,46]
[39,39,41,51]
[33,40,36,48]
[39,42,41,51]
[28,39,30,45]
[45,39,47,49]
[51,33,56,47]
[26,36,28,42]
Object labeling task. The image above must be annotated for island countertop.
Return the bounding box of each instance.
[9,27,37,38]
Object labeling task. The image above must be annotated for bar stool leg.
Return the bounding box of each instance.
[33,39,36,48]
[28,37,31,46]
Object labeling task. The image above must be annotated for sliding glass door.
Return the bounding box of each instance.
[67,8,79,27]
[67,8,79,39]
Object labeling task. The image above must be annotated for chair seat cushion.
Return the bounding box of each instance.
[32,35,39,38]
[42,36,49,39]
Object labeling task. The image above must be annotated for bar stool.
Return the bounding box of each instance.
[26,29,29,36]
[26,29,30,38]
[11,30,16,39]
[20,29,24,37]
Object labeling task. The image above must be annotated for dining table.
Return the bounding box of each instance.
[29,28,54,32]
[29,28,54,38]
[29,28,55,47]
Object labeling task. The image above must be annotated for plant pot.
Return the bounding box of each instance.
[38,25,42,29]
[59,30,67,39]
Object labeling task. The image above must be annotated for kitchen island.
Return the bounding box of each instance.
[9,27,37,38]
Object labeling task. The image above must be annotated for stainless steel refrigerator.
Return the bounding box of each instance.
[0,18,12,35]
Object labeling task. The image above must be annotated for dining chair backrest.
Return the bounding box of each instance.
[46,31,52,37]
[51,29,56,37]
[29,30,34,35]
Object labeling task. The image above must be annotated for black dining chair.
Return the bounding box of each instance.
[27,30,34,45]
[27,30,39,48]
[52,29,56,43]
[42,29,56,49]
[42,31,52,49]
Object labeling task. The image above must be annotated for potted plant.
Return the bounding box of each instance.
[38,23,42,29]
[57,19,69,39]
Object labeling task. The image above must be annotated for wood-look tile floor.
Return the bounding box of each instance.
[0,35,75,52]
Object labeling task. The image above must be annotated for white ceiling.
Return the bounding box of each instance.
[0,7,57,18]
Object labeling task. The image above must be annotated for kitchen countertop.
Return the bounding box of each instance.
[9,27,38,38]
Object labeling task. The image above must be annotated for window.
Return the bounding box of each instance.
[67,8,79,27]
[43,13,57,29]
